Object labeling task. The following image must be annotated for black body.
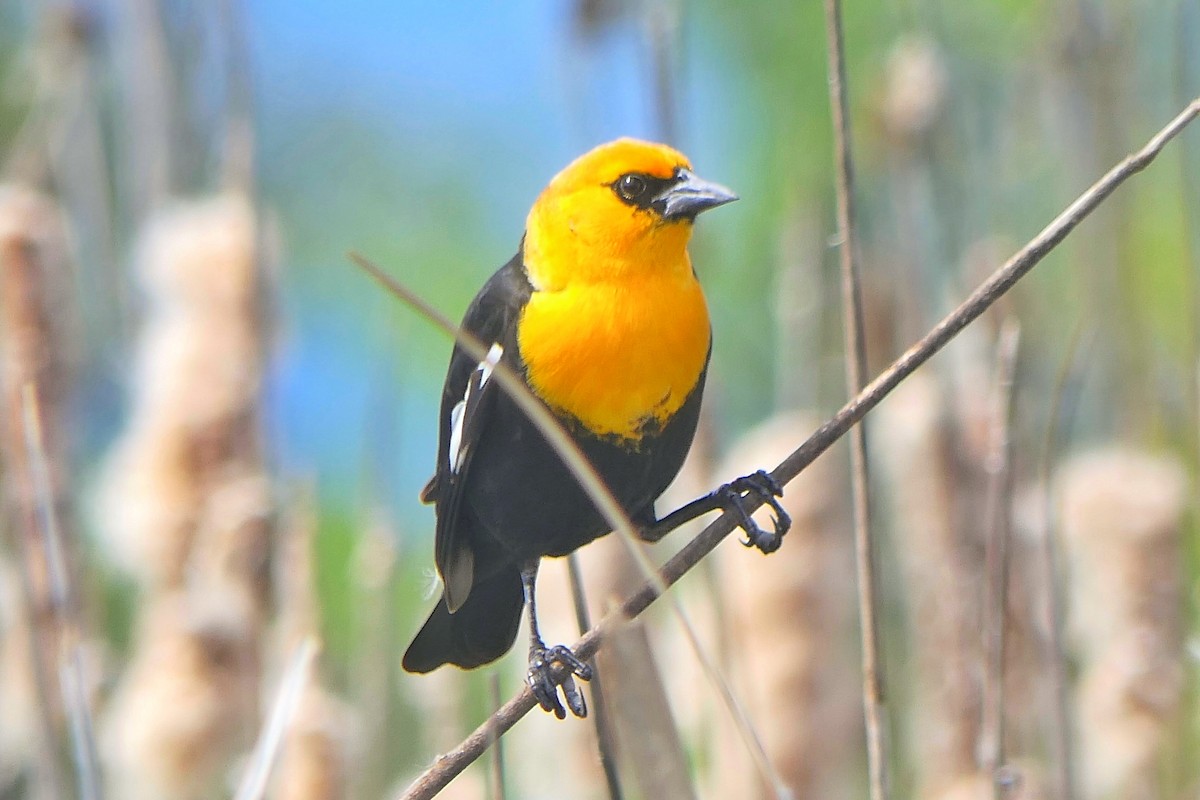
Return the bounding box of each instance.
[402,250,708,673]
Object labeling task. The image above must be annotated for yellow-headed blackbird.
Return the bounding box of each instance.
[402,139,789,718]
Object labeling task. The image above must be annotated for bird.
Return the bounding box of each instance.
[401,138,790,719]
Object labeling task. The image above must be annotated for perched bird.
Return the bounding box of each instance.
[402,138,789,718]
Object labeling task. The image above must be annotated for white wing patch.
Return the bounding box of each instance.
[447,400,467,472]
[447,343,504,474]
[478,342,502,388]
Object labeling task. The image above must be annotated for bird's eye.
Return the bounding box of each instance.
[615,174,648,201]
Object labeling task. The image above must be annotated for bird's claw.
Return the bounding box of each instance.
[719,470,791,554]
[527,644,592,719]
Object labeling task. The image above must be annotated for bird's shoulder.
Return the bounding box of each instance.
[421,249,532,500]
[460,251,533,342]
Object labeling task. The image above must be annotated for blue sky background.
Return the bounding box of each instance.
[241,1,769,521]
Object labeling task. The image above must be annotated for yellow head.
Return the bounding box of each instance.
[523,138,736,290]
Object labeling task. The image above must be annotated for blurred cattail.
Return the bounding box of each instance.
[597,612,695,800]
[582,535,698,800]
[773,215,826,410]
[104,590,259,800]
[98,193,269,590]
[507,554,611,798]
[874,36,949,350]
[271,682,354,800]
[882,356,1045,792]
[1057,448,1186,800]
[0,185,75,497]
[99,192,274,797]
[928,764,1046,800]
[874,370,982,796]
[0,182,75,508]
[880,35,949,146]
[348,509,401,797]
[929,773,993,800]
[0,184,81,794]
[0,556,41,790]
[709,411,858,800]
[988,491,1052,765]
[269,488,354,800]
[402,664,479,783]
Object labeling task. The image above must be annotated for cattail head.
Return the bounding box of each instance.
[135,194,259,317]
[103,591,259,800]
[97,192,267,589]
[273,685,355,800]
[881,36,949,145]
[0,558,39,787]
[1058,448,1186,656]
[711,411,857,799]
[1058,448,1186,800]
[0,185,73,389]
[99,191,272,798]
[874,370,986,793]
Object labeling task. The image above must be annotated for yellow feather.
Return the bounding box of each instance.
[518,139,712,439]
[518,271,710,439]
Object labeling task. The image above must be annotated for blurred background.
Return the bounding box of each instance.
[0,1,1198,799]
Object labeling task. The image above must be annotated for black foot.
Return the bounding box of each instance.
[527,643,593,719]
[719,470,791,554]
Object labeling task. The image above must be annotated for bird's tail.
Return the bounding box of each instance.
[402,563,525,673]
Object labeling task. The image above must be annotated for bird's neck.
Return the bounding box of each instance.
[522,213,694,290]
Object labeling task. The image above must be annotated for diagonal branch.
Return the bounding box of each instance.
[394,97,1200,800]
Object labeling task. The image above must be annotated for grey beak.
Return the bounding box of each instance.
[654,169,739,221]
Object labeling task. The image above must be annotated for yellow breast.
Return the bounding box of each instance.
[517,270,710,441]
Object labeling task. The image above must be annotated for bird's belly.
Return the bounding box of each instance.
[464,375,706,562]
[464,421,643,558]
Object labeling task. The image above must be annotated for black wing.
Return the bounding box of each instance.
[425,251,532,611]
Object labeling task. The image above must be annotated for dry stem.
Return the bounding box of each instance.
[1035,325,1094,800]
[979,321,1021,792]
[822,2,889,798]
[233,637,319,800]
[21,387,102,800]
[0,185,77,800]
[566,553,623,800]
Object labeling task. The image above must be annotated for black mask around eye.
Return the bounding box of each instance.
[611,171,677,210]
[610,168,738,221]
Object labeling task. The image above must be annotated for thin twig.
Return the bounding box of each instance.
[486,674,507,800]
[387,97,1200,800]
[978,321,1021,794]
[566,553,624,800]
[1036,325,1095,800]
[822,3,889,799]
[0,187,74,800]
[21,385,102,800]
[232,637,320,800]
